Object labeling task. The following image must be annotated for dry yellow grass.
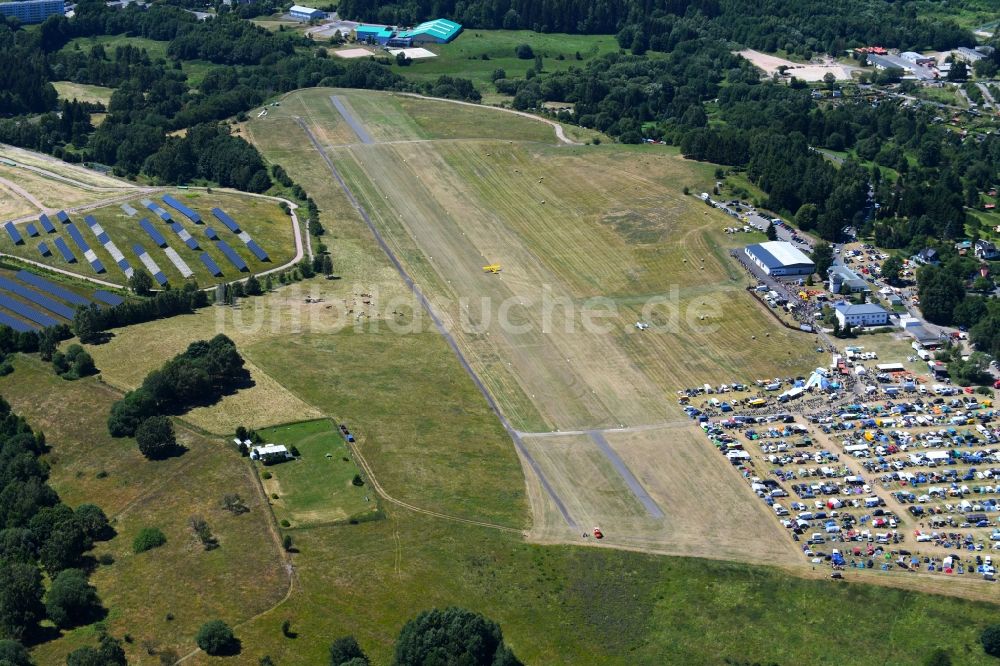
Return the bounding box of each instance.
[0,144,134,189]
[0,179,37,219]
[0,163,120,209]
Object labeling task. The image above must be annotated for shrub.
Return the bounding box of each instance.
[351,474,364,487]
[262,471,272,480]
[133,527,167,554]
[982,624,1000,657]
[514,44,533,59]
[329,636,367,665]
[282,535,292,551]
[195,620,238,656]
[97,553,114,566]
[280,519,290,527]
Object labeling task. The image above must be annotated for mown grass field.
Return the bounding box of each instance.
[51,81,116,106]
[0,143,132,189]
[388,29,621,101]
[256,419,379,527]
[0,188,297,287]
[0,356,286,664]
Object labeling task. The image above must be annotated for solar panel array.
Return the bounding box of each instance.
[53,237,76,262]
[246,239,269,261]
[38,214,55,233]
[198,252,222,277]
[121,203,137,217]
[56,210,69,223]
[132,244,167,286]
[84,215,133,278]
[164,246,193,278]
[37,242,50,257]
[215,240,248,271]
[25,224,38,238]
[162,194,201,223]
[17,270,90,305]
[93,290,125,306]
[65,223,104,273]
[142,199,172,222]
[212,207,269,261]
[4,222,23,245]
[139,218,167,248]
[211,208,240,232]
[169,222,199,250]
[0,275,75,319]
[0,310,36,332]
[0,294,57,328]
[205,227,218,240]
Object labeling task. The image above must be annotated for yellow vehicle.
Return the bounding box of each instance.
[748,398,767,408]
[482,264,502,274]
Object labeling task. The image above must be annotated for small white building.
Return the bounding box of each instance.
[289,4,325,20]
[834,302,890,328]
[250,444,294,464]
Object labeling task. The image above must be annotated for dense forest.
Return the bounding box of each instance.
[337,0,973,51]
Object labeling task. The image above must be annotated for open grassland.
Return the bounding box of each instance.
[523,424,802,564]
[389,30,620,99]
[232,508,999,666]
[256,419,378,527]
[0,188,297,287]
[0,179,38,220]
[246,328,528,528]
[0,356,286,664]
[0,143,135,189]
[52,81,116,106]
[0,163,122,212]
[325,135,816,431]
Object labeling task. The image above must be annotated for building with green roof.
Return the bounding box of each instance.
[396,18,462,44]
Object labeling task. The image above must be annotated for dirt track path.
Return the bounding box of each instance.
[0,175,45,211]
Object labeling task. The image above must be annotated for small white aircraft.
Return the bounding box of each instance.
[634,321,650,331]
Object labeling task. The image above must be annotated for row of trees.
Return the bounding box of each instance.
[0,397,111,646]
[107,334,248,439]
[72,282,208,343]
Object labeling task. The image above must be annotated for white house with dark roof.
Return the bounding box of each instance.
[834,302,890,328]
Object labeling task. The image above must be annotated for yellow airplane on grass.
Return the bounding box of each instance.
[482,264,502,274]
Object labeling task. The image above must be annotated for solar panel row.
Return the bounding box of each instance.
[143,200,172,221]
[0,294,57,328]
[169,222,199,250]
[38,214,55,233]
[132,244,168,285]
[246,239,269,261]
[4,222,23,245]
[0,310,36,333]
[211,207,240,232]
[139,218,167,247]
[162,194,202,223]
[25,224,38,237]
[164,247,193,278]
[0,275,75,319]
[53,237,76,262]
[205,227,218,240]
[65,223,91,253]
[16,270,90,306]
[56,210,69,223]
[90,259,106,274]
[37,242,50,257]
[216,240,248,271]
[199,252,222,277]
[121,203,137,217]
[93,290,125,306]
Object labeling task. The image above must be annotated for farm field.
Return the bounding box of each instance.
[52,81,116,106]
[255,419,379,527]
[0,187,297,287]
[0,356,286,664]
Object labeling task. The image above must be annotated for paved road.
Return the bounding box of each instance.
[330,95,374,145]
[588,430,664,519]
[977,82,997,111]
[293,115,578,528]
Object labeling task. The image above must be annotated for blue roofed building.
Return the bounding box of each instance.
[289,4,325,20]
[355,24,395,45]
[744,241,815,277]
[0,0,63,24]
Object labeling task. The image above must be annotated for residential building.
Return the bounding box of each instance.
[974,239,999,260]
[834,302,890,328]
[0,0,63,24]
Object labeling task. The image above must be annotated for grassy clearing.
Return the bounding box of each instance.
[246,329,527,528]
[0,163,120,210]
[389,29,621,97]
[256,419,378,527]
[0,144,133,189]
[0,355,286,664]
[0,179,38,220]
[52,81,116,106]
[59,35,214,89]
[233,508,999,666]
[0,188,297,287]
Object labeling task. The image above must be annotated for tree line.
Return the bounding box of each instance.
[107,334,248,438]
[0,397,112,649]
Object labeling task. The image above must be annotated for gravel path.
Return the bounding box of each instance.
[588,430,665,519]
